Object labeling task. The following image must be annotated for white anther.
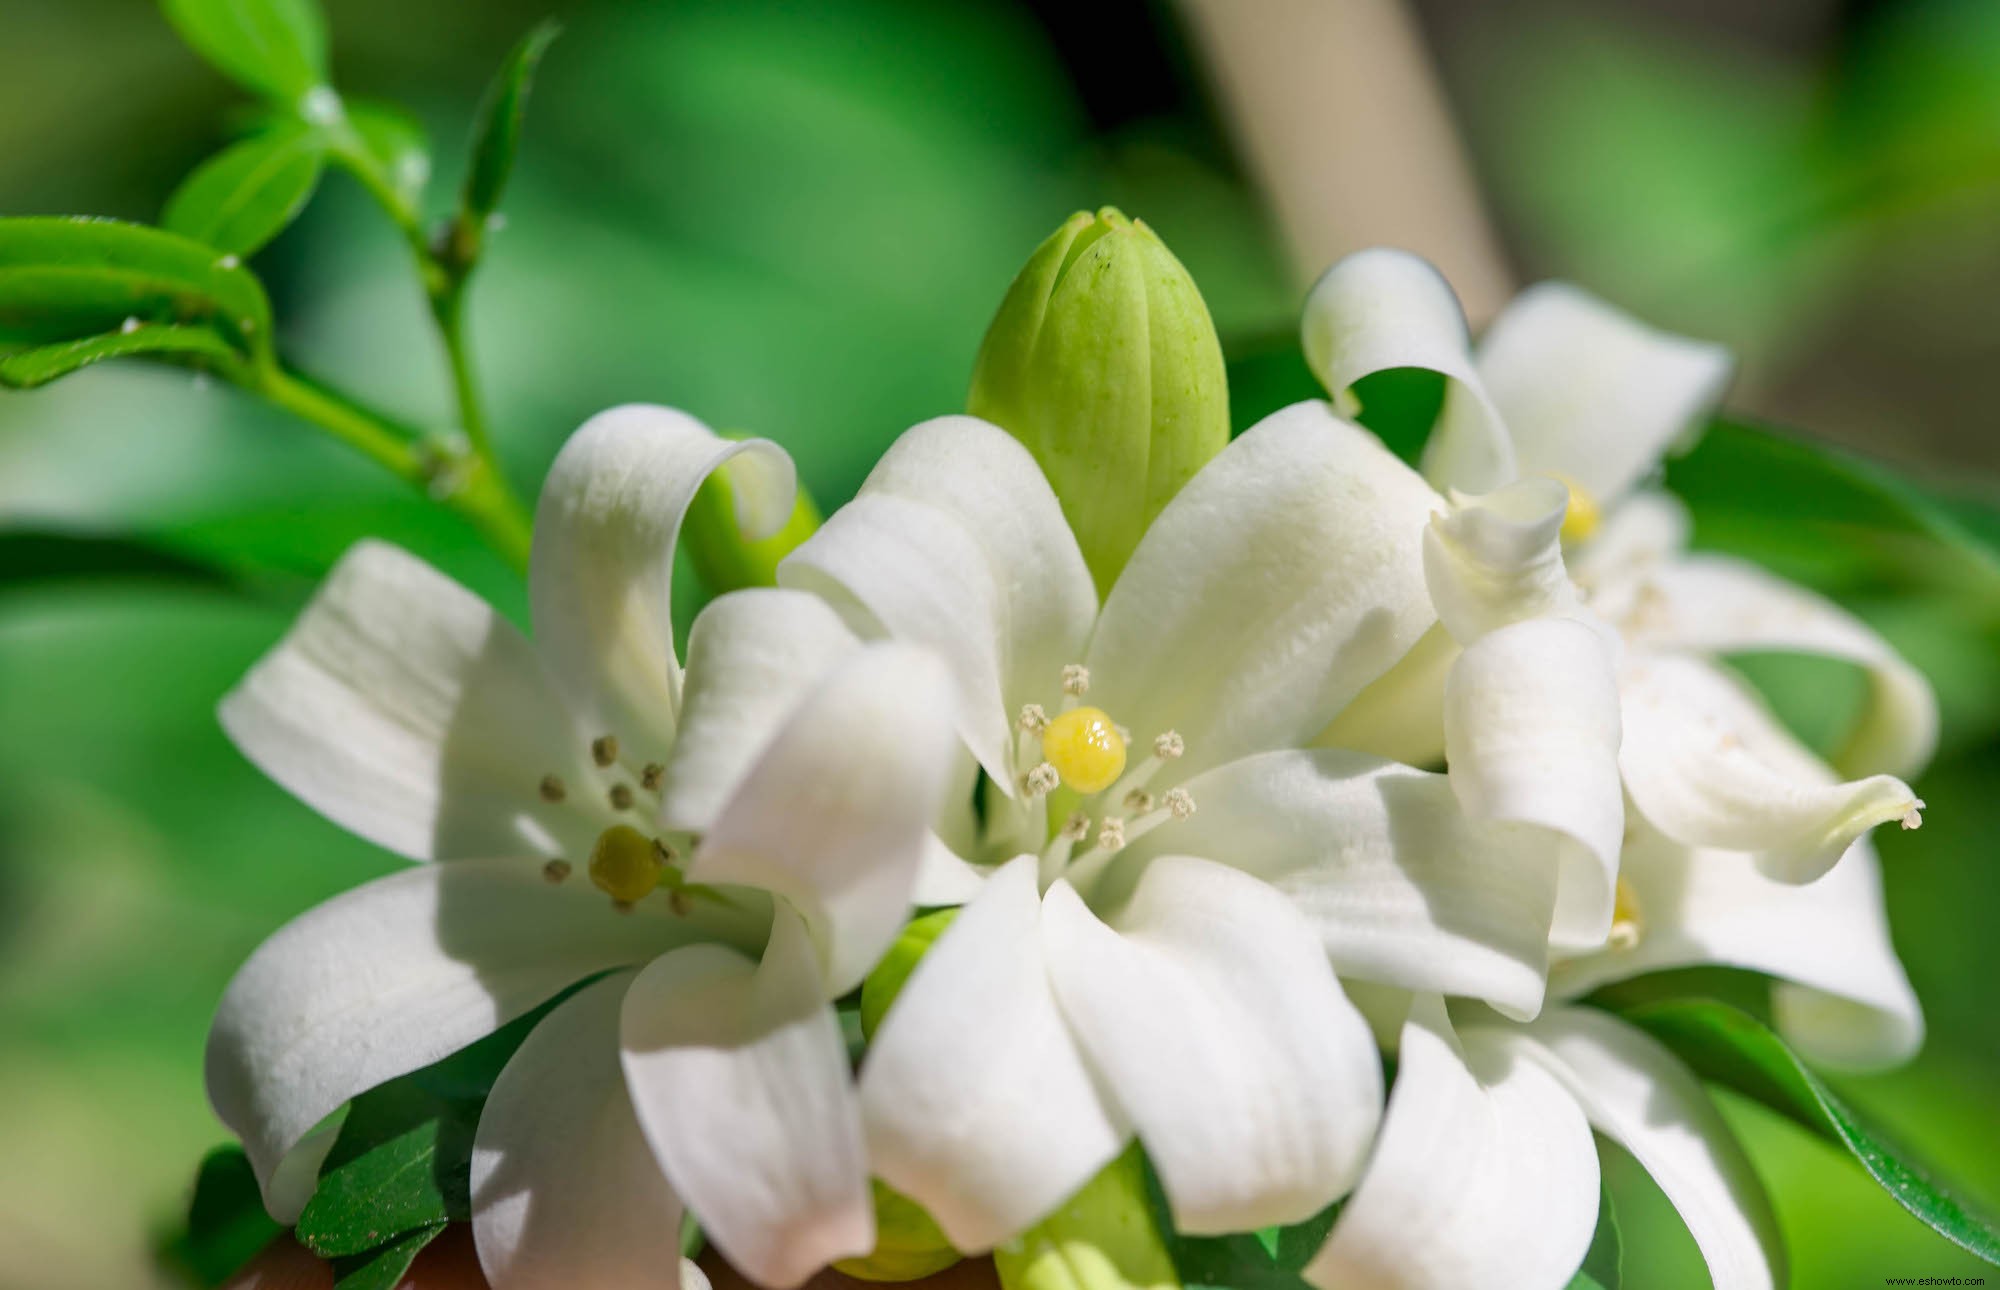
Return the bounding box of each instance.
[1018,703,1049,734]
[608,784,635,811]
[1606,921,1641,952]
[1153,731,1184,760]
[641,762,665,791]
[542,859,572,884]
[1096,816,1126,852]
[1123,789,1154,813]
[538,773,566,803]
[1902,801,1926,830]
[1060,811,1092,842]
[591,734,620,767]
[1024,762,1060,796]
[1164,787,1196,820]
[1061,664,1091,696]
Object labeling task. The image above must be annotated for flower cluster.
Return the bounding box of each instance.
[205,217,1935,1290]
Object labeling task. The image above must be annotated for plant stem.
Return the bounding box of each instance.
[257,365,534,569]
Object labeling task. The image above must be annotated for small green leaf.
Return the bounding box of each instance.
[329,1222,447,1290]
[1566,1181,1622,1290]
[164,121,327,256]
[1144,1153,1334,1290]
[0,322,244,388]
[344,101,432,213]
[1624,999,2000,1266]
[0,217,272,362]
[296,1078,477,1257]
[450,19,559,264]
[158,1145,283,1288]
[161,0,329,105]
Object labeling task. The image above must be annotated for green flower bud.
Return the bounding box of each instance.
[834,1179,963,1283]
[860,907,959,1040]
[683,444,822,594]
[969,208,1229,594]
[994,1146,1180,1290]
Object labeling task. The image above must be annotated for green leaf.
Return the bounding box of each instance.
[1566,1180,1622,1290]
[1623,999,2000,1266]
[459,22,560,224]
[161,0,329,104]
[0,529,242,592]
[0,217,273,362]
[329,1222,446,1290]
[344,101,432,213]
[997,1145,1180,1290]
[0,322,245,388]
[1143,1152,1334,1290]
[158,1145,283,1288]
[164,121,327,256]
[295,1077,477,1257]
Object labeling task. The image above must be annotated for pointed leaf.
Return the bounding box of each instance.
[1566,1181,1622,1290]
[160,1145,284,1288]
[164,122,327,255]
[161,0,329,104]
[1623,998,2000,1266]
[0,322,244,388]
[294,1078,476,1257]
[460,21,559,223]
[0,217,272,361]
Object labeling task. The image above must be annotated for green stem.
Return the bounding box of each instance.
[257,365,534,569]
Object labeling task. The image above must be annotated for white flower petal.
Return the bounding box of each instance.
[914,834,989,907]
[1624,553,1938,778]
[471,973,690,1290]
[207,857,717,1220]
[1161,750,1557,1019]
[1570,490,1691,600]
[1088,402,1441,775]
[219,540,594,863]
[1314,623,1456,768]
[1301,248,1515,493]
[1306,996,1599,1290]
[622,907,872,1289]
[531,404,795,763]
[685,643,958,997]
[859,856,1127,1252]
[1445,617,1624,948]
[781,416,1096,788]
[1489,1007,1785,1290]
[1618,653,1922,882]
[1423,477,1578,642]
[1476,283,1732,506]
[660,588,860,832]
[1553,826,1922,1069]
[1043,854,1383,1233]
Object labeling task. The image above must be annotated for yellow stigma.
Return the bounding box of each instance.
[589,825,663,904]
[1040,705,1127,795]
[1552,474,1601,544]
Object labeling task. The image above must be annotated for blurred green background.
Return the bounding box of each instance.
[2,0,1998,1286]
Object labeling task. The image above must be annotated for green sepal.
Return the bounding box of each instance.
[834,1179,962,1282]
[1623,998,2000,1266]
[163,120,328,257]
[996,1145,1180,1290]
[969,208,1230,594]
[329,1222,447,1290]
[859,907,959,1041]
[685,454,824,596]
[160,0,329,106]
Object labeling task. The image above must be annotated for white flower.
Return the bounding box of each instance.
[772,408,1592,1250]
[1293,252,1935,1289]
[205,405,961,1289]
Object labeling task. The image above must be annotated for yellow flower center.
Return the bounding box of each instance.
[590,824,664,905]
[1552,474,1601,544]
[1040,705,1127,795]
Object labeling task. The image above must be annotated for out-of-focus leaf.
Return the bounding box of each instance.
[158,1145,283,1288]
[0,217,272,361]
[160,0,329,105]
[460,22,560,224]
[1566,1180,1623,1289]
[997,1145,1179,1290]
[344,102,432,214]
[329,1222,446,1290]
[1145,1150,1335,1290]
[0,530,240,591]
[1622,999,2000,1266]
[0,323,245,388]
[164,121,327,256]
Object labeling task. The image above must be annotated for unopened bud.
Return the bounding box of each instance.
[969,208,1229,593]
